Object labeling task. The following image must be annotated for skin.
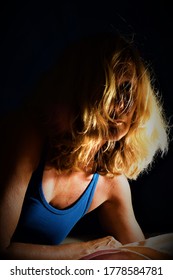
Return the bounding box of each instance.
[0,107,144,260]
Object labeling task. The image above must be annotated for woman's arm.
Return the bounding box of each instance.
[98,174,145,245]
[0,163,121,260]
[3,236,120,260]
[0,118,120,260]
[0,172,120,260]
[0,117,41,257]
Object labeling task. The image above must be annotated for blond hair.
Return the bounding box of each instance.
[35,33,169,179]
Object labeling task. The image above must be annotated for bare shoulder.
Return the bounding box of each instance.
[0,111,43,250]
[0,109,43,204]
[98,173,131,202]
[0,111,43,175]
[96,174,144,244]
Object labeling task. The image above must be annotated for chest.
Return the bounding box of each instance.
[42,169,105,211]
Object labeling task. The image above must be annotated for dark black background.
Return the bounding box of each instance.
[0,1,173,235]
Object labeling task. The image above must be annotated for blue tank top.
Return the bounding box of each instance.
[11,162,99,245]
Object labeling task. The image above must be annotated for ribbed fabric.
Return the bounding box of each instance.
[12,162,99,245]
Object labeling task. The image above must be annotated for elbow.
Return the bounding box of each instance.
[0,245,9,260]
[0,242,17,260]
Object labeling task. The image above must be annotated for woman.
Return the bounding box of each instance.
[0,32,168,259]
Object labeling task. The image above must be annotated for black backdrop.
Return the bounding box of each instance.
[1,1,173,235]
